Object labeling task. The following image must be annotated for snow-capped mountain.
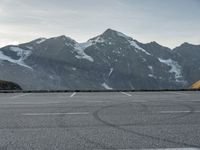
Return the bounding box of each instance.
[0,29,199,90]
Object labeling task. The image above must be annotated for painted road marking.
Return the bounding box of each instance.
[160,110,200,114]
[189,100,200,102]
[0,100,107,105]
[130,100,147,103]
[140,148,200,150]
[70,92,76,97]
[22,112,89,116]
[71,100,106,103]
[112,148,200,150]
[167,92,189,96]
[10,93,32,99]
[99,148,200,150]
[121,92,132,97]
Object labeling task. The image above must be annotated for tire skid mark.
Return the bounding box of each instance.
[140,101,195,124]
[53,103,116,150]
[92,102,200,148]
[74,132,116,150]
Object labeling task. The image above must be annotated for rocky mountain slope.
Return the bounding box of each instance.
[0,29,199,90]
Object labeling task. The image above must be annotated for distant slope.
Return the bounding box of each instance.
[0,80,22,90]
[191,80,200,89]
[0,29,199,90]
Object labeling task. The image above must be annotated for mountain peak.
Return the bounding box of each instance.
[177,42,200,48]
[148,41,166,47]
[103,28,118,33]
[98,29,134,42]
[181,42,191,46]
[47,35,77,45]
[53,35,75,41]
[87,29,121,44]
[101,28,120,37]
[149,41,159,45]
[102,29,127,36]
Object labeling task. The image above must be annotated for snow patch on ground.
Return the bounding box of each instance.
[74,42,94,62]
[116,32,151,55]
[0,47,32,69]
[158,58,183,82]
[101,83,113,90]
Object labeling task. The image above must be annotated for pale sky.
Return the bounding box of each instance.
[0,0,200,48]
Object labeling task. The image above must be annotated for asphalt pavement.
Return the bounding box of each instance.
[0,91,200,150]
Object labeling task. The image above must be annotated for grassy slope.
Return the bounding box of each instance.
[191,80,200,89]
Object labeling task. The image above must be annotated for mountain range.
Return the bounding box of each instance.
[0,29,199,90]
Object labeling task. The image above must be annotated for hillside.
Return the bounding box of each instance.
[191,80,200,89]
[0,29,199,90]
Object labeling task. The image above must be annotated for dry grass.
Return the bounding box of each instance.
[191,80,200,89]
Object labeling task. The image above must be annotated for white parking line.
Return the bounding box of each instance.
[189,100,200,102]
[167,92,189,96]
[22,112,89,116]
[160,110,200,114]
[70,92,76,97]
[140,148,200,150]
[160,111,191,113]
[97,148,200,150]
[70,100,106,103]
[130,100,147,103]
[10,93,32,99]
[120,92,132,97]
[115,148,200,150]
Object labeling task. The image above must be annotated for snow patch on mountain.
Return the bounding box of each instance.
[129,41,151,55]
[158,58,183,82]
[148,66,153,71]
[26,46,33,50]
[148,74,156,78]
[0,48,32,69]
[116,32,151,55]
[101,83,113,90]
[10,47,31,59]
[88,36,105,44]
[36,38,46,44]
[72,67,77,71]
[74,42,94,62]
[77,42,92,50]
[108,68,114,77]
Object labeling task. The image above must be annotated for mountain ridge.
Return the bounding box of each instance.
[0,29,199,90]
[2,29,198,50]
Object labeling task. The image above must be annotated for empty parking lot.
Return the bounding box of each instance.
[0,91,200,150]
